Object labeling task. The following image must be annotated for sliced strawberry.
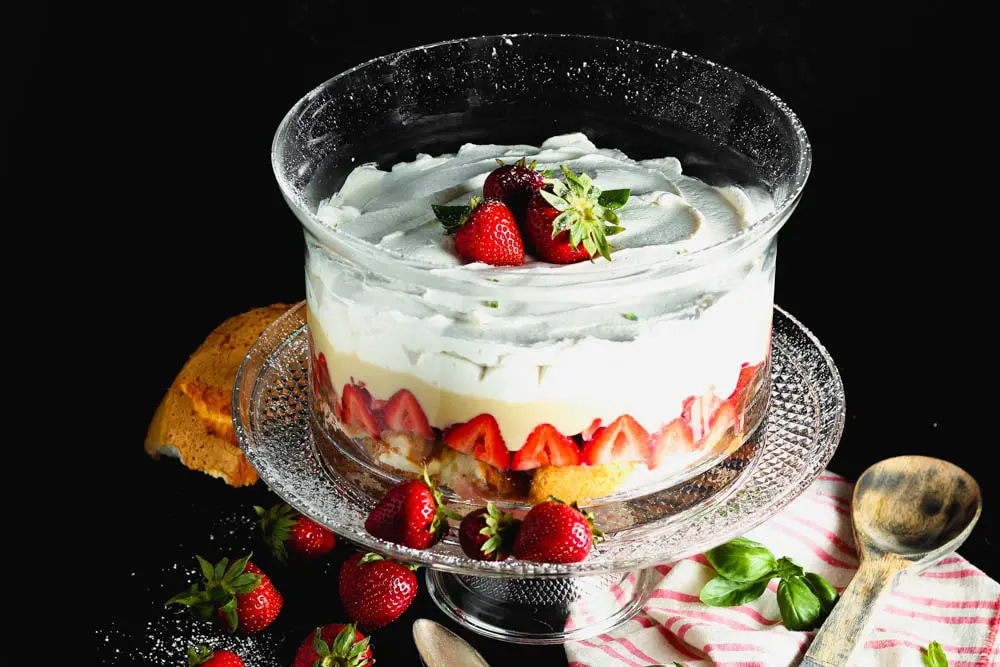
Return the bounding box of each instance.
[682,391,724,442]
[580,418,603,441]
[728,362,763,402]
[380,389,434,439]
[580,415,650,465]
[442,414,510,470]
[703,400,737,451]
[648,417,696,469]
[341,383,380,439]
[510,424,581,471]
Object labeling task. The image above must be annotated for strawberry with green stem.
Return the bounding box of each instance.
[459,502,521,561]
[364,468,460,549]
[166,554,283,634]
[433,196,524,266]
[254,502,336,562]
[525,165,630,263]
[339,552,419,630]
[187,645,245,667]
[292,623,373,667]
[512,497,604,563]
[483,157,547,220]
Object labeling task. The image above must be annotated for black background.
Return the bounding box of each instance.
[11,0,990,664]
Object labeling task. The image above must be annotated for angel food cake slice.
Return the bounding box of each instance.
[304,133,774,504]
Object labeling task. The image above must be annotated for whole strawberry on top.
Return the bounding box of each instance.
[187,645,245,667]
[525,165,630,263]
[365,468,459,549]
[483,157,547,221]
[166,554,283,634]
[512,498,604,563]
[292,623,373,667]
[339,552,418,630]
[254,502,336,562]
[459,502,521,561]
[433,196,524,266]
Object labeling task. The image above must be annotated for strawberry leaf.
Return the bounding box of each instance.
[219,596,239,633]
[214,557,229,580]
[598,188,630,209]
[313,626,331,657]
[539,189,571,211]
[224,553,252,582]
[432,204,472,232]
[196,555,215,582]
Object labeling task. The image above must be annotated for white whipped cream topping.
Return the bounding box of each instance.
[306,134,776,448]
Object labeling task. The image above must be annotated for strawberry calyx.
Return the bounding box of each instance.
[166,554,261,633]
[423,467,461,538]
[432,196,482,233]
[478,501,519,559]
[359,551,420,571]
[311,624,372,667]
[187,645,219,666]
[540,165,630,261]
[253,503,300,562]
[548,496,606,547]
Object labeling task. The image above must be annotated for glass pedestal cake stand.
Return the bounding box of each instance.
[234,302,845,644]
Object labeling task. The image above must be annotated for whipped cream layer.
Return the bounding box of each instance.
[306,134,776,449]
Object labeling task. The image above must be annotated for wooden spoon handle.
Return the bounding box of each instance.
[801,556,907,667]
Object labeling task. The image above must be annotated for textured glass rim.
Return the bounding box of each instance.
[270,33,812,296]
[234,302,845,578]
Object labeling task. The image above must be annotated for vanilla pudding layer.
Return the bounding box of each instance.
[305,132,777,451]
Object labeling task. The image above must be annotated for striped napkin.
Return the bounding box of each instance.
[566,472,1000,666]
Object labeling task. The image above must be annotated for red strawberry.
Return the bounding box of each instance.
[364,469,459,549]
[702,400,737,450]
[433,197,524,266]
[187,645,245,667]
[483,157,547,220]
[339,553,418,630]
[341,382,380,439]
[580,418,603,441]
[510,424,581,471]
[380,388,434,439]
[292,623,372,667]
[524,165,630,264]
[442,414,511,470]
[512,499,604,564]
[459,502,521,561]
[254,502,336,561]
[580,414,650,465]
[728,362,762,402]
[647,417,696,469]
[338,552,366,605]
[167,555,283,634]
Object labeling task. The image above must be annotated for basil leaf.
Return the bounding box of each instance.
[922,640,949,667]
[700,575,769,607]
[776,575,822,630]
[598,188,630,209]
[803,572,840,614]
[776,556,805,579]
[705,538,778,583]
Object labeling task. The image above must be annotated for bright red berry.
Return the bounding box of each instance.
[511,499,603,564]
[580,414,650,465]
[524,165,630,264]
[459,502,521,561]
[433,197,524,266]
[339,553,418,630]
[442,414,511,470]
[292,623,373,667]
[510,423,581,471]
[483,157,547,221]
[254,502,336,561]
[187,645,245,667]
[364,469,459,549]
[167,555,283,634]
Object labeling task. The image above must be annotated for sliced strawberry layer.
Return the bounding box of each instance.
[580,418,603,441]
[580,414,650,465]
[648,417,695,469]
[442,414,510,470]
[380,389,434,439]
[341,382,380,439]
[682,391,724,442]
[511,424,581,471]
[703,400,737,450]
[728,362,763,402]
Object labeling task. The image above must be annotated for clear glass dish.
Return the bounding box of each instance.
[271,34,811,506]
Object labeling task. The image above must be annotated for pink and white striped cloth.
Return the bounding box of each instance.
[566,472,1000,666]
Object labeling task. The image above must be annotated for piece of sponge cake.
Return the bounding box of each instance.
[144,303,291,486]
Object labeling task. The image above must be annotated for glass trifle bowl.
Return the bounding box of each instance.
[271,34,811,508]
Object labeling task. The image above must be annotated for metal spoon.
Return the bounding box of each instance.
[413,618,491,667]
[801,455,982,666]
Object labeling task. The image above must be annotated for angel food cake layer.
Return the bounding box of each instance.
[304,133,775,504]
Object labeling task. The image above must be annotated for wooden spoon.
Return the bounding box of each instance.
[801,455,981,666]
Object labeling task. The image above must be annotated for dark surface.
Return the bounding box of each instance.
[28,0,982,664]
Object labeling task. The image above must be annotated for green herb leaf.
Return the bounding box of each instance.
[432,204,472,232]
[219,596,239,633]
[598,188,631,209]
[705,538,778,583]
[195,555,215,582]
[775,556,805,579]
[622,312,638,321]
[776,575,822,630]
[482,300,499,308]
[922,640,949,667]
[803,572,840,614]
[700,575,769,607]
